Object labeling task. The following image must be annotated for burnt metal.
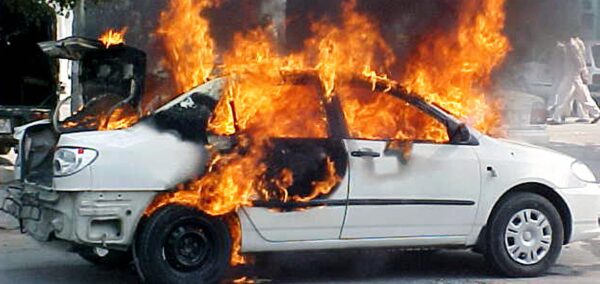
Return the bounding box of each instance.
[150,93,218,143]
[262,138,348,201]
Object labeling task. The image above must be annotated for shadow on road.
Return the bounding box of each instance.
[227,249,496,283]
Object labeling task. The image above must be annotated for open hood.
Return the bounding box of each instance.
[38,36,146,106]
[38,36,105,60]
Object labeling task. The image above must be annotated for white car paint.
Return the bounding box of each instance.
[341,140,480,239]
[54,122,207,191]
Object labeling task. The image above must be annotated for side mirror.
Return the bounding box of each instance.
[384,140,413,164]
[454,123,471,144]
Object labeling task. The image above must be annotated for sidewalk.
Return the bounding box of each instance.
[545,121,600,146]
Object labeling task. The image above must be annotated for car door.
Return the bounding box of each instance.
[336,85,481,239]
[240,80,349,242]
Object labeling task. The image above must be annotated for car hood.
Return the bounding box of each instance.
[476,136,585,188]
[495,138,576,163]
[496,138,571,158]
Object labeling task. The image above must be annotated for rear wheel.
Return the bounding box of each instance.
[77,246,132,268]
[134,205,231,284]
[485,192,563,277]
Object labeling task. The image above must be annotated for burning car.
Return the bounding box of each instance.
[2,0,600,282]
[2,64,600,283]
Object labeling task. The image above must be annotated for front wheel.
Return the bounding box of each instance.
[485,192,564,277]
[134,205,231,284]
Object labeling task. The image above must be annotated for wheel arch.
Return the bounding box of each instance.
[482,182,572,246]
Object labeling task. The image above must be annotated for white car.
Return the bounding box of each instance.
[2,75,600,284]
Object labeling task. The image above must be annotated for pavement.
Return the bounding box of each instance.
[1,122,600,283]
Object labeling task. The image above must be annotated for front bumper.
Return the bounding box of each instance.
[1,182,156,250]
[557,183,600,243]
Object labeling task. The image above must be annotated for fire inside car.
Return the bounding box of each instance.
[2,1,600,284]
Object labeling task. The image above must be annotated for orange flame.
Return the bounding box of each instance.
[309,0,395,98]
[98,107,140,131]
[61,105,138,131]
[156,0,219,93]
[98,27,127,48]
[401,0,510,134]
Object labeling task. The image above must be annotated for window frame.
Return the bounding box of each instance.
[333,80,479,146]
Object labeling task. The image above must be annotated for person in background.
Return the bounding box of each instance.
[570,37,600,123]
[548,40,573,125]
[549,37,600,124]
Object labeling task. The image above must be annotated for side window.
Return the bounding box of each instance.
[210,82,329,138]
[338,85,449,143]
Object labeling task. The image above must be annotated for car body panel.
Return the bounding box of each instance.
[341,139,481,239]
[554,183,600,242]
[55,121,207,191]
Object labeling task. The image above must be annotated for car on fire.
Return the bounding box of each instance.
[2,39,600,284]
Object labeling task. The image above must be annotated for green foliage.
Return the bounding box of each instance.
[2,0,72,27]
[2,0,113,27]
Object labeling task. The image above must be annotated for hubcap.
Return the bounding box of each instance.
[504,209,553,265]
[163,224,213,272]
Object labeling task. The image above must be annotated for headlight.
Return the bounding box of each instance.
[0,118,12,134]
[571,161,597,183]
[54,147,98,177]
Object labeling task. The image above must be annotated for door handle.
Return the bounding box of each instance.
[486,166,498,177]
[350,150,381,158]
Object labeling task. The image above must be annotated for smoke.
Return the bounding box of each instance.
[77,0,583,101]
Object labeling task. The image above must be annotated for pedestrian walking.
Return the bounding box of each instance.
[548,41,574,124]
[549,37,600,124]
[570,37,600,123]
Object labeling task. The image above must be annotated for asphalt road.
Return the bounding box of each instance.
[1,123,600,284]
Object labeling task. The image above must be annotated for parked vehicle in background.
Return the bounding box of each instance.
[0,1,56,155]
[0,107,51,155]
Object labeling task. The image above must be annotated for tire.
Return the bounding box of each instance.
[0,145,10,155]
[77,246,132,268]
[134,205,231,284]
[485,192,564,277]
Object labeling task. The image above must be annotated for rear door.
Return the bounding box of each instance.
[336,85,481,239]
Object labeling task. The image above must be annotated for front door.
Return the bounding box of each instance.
[335,85,481,239]
[237,80,349,242]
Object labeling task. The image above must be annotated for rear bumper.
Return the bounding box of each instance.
[557,183,600,243]
[1,182,156,250]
